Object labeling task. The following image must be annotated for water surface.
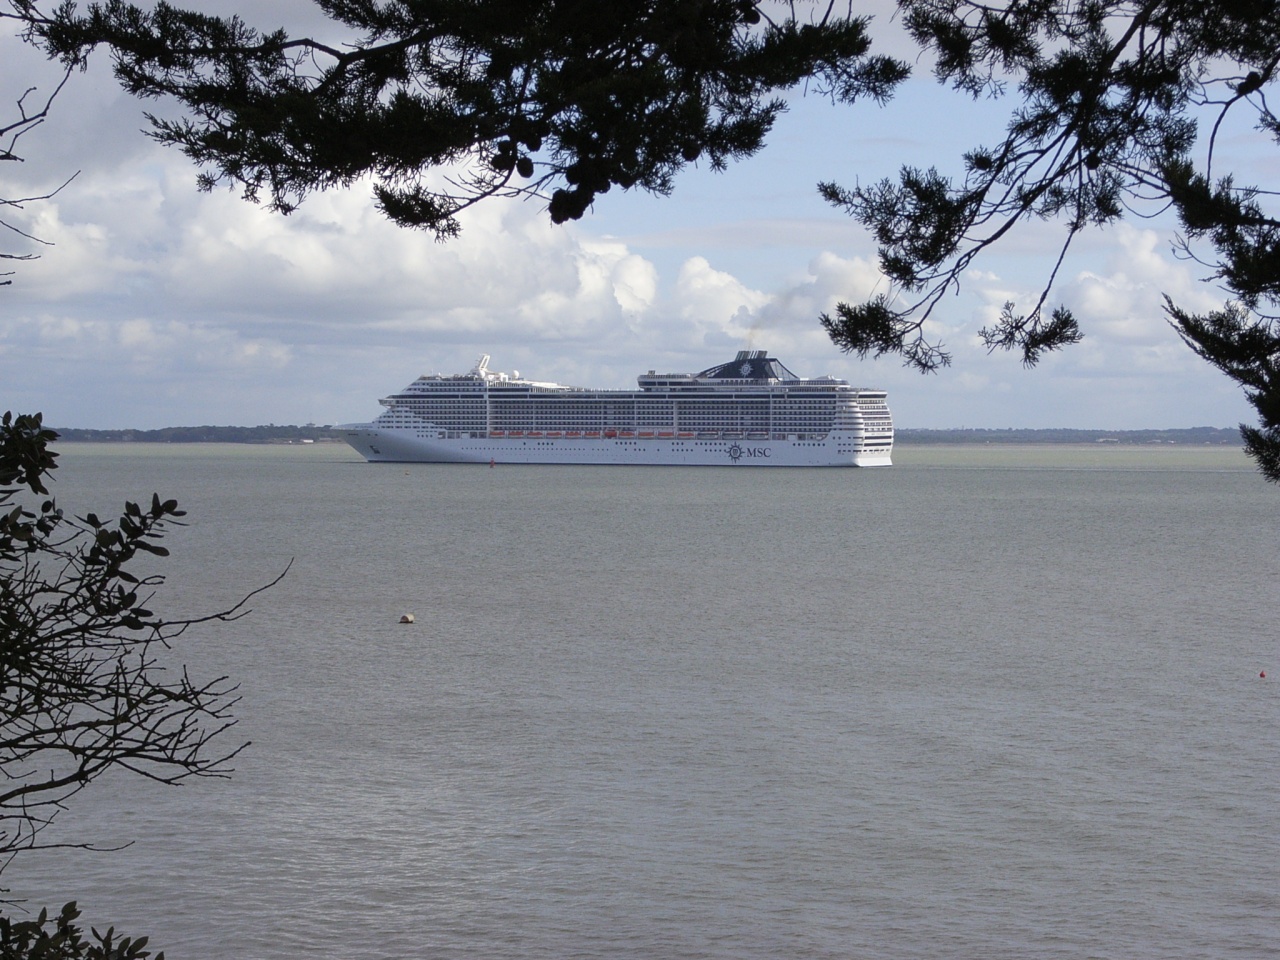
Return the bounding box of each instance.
[9,443,1277,959]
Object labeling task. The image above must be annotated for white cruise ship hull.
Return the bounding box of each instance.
[337,425,892,467]
[337,350,893,467]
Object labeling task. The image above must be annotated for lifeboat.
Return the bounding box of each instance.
[638,431,654,438]
[566,431,581,438]
[545,431,562,438]
[657,430,674,438]
[585,431,600,438]
[678,432,695,438]
[527,431,543,437]
[604,429,618,438]
[508,430,523,437]
[620,430,635,438]
[489,430,505,438]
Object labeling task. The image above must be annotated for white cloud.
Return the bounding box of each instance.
[4,313,291,371]
[673,256,771,342]
[1064,225,1224,346]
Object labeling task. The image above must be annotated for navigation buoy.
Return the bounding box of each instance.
[399,613,415,624]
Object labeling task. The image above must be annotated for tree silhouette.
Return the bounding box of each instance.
[0,411,282,860]
[818,0,1280,478]
[1,72,74,285]
[11,0,906,238]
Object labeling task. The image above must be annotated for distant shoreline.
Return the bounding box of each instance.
[47,425,1243,446]
[895,427,1240,445]
[51,425,344,444]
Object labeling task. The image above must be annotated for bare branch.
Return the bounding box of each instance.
[1,412,275,863]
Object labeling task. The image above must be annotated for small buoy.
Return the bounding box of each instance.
[1261,670,1267,679]
[399,613,415,624]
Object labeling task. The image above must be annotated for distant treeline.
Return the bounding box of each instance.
[50,425,1242,445]
[897,427,1241,445]
[52,424,341,443]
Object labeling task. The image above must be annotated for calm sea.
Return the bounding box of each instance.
[7,443,1278,959]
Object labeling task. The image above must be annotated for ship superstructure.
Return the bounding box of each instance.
[337,350,893,466]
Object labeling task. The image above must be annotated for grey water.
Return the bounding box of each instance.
[7,443,1278,959]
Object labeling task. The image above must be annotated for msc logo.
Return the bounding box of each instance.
[726,444,771,463]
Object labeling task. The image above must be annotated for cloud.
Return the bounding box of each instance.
[948,222,1226,367]
[673,256,770,339]
[3,312,291,370]
[11,148,656,335]
[1064,225,1224,345]
[606,249,659,316]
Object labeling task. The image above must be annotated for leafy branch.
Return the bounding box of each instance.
[10,0,909,239]
[819,0,1280,479]
[1,411,286,860]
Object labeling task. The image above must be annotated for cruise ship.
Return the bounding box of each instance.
[336,351,893,466]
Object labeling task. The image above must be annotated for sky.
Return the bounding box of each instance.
[1,3,1268,431]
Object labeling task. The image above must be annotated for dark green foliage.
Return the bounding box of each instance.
[12,0,907,237]
[0,902,161,960]
[819,0,1280,479]
[980,302,1083,366]
[0,413,58,500]
[820,293,951,372]
[0,411,276,858]
[1168,300,1280,481]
